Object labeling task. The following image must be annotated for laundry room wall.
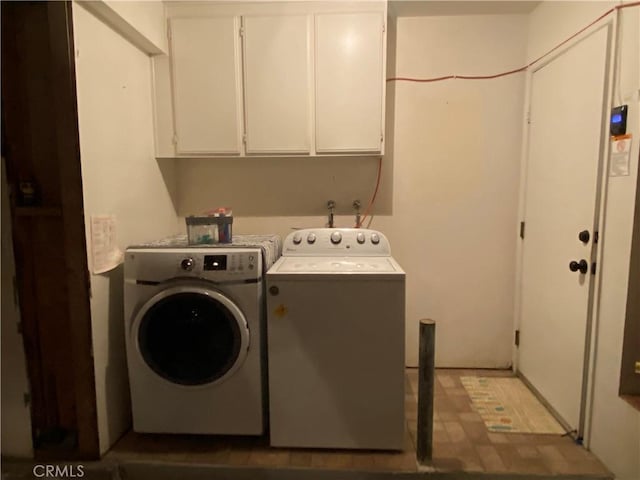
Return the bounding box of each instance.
[100,0,167,52]
[178,11,528,369]
[526,3,640,479]
[381,13,527,369]
[73,2,181,455]
[76,0,167,54]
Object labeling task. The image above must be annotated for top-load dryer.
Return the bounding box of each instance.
[266,228,405,450]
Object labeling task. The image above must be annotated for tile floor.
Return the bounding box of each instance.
[105,369,611,476]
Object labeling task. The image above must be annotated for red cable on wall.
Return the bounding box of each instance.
[387,1,640,84]
[357,156,383,228]
[366,2,639,228]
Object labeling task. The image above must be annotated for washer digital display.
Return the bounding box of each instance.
[204,255,227,271]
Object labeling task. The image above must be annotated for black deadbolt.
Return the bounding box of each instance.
[578,230,590,244]
[569,259,589,274]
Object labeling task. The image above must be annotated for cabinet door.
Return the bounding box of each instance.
[170,17,242,155]
[315,13,384,153]
[243,15,310,154]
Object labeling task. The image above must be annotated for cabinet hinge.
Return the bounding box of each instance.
[527,110,531,125]
[520,221,525,239]
[591,262,597,275]
[515,330,520,347]
[239,26,244,37]
[382,22,386,33]
[380,133,384,143]
[172,134,178,146]
[242,134,247,144]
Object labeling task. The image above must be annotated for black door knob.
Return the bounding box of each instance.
[569,259,589,274]
[578,230,590,243]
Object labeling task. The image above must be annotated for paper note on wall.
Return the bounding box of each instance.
[90,214,124,274]
[610,134,632,177]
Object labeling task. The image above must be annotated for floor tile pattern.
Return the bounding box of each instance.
[105,369,610,476]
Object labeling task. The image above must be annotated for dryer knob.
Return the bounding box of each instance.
[370,233,380,245]
[307,233,317,244]
[292,233,302,245]
[330,231,342,244]
[181,257,195,271]
[356,232,366,244]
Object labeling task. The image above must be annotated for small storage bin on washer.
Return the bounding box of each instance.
[186,215,233,244]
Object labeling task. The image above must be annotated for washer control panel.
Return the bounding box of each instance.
[126,248,262,282]
[182,252,257,274]
[282,228,391,256]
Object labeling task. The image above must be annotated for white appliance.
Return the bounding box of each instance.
[266,228,405,450]
[124,236,280,434]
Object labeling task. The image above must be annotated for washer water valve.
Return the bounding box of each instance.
[327,200,336,228]
[353,200,361,227]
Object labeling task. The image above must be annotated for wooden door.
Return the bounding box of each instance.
[518,26,610,434]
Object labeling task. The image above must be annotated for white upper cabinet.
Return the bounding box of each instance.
[315,13,385,153]
[156,2,387,157]
[170,17,242,155]
[243,15,311,154]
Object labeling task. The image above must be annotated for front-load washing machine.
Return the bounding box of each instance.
[124,237,279,435]
[266,228,405,450]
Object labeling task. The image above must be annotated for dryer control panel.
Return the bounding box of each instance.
[283,228,391,256]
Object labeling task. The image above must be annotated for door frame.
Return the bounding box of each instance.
[513,15,617,444]
[1,1,99,459]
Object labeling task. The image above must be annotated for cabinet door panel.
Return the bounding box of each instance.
[315,13,384,153]
[243,15,310,154]
[170,17,241,154]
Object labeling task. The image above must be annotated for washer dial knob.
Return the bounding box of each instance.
[356,232,366,244]
[307,233,317,244]
[181,257,195,271]
[330,231,342,244]
[292,233,302,245]
[370,233,380,245]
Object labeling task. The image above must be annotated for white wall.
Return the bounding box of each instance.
[526,3,640,479]
[179,13,528,368]
[105,0,167,53]
[76,0,167,55]
[73,3,181,454]
[389,14,527,368]
[1,158,33,458]
[589,6,640,480]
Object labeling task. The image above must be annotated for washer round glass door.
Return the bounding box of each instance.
[133,286,249,386]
